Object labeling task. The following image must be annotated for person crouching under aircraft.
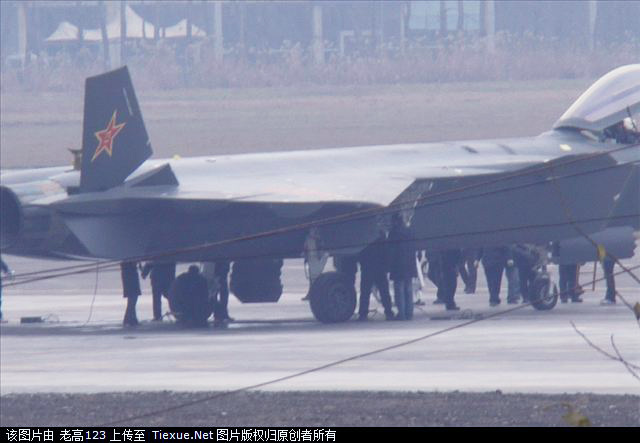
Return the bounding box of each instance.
[169,265,212,328]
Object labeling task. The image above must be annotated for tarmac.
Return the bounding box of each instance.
[1,256,639,396]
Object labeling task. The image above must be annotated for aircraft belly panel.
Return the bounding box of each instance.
[59,199,380,261]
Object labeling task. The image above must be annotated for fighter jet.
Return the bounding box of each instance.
[1,65,638,322]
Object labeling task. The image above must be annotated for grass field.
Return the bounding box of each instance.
[1,78,592,168]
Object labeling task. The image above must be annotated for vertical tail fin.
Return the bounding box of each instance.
[79,66,152,192]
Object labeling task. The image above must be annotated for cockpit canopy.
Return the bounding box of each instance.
[554,64,640,132]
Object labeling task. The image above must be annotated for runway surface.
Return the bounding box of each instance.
[2,256,639,396]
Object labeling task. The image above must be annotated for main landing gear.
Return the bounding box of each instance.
[308,272,357,323]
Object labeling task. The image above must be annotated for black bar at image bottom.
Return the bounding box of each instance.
[2,426,629,441]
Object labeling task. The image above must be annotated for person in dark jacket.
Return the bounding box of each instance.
[425,250,443,304]
[358,230,394,321]
[387,214,417,320]
[141,261,176,321]
[302,227,329,300]
[213,260,233,325]
[481,246,509,306]
[600,257,617,305]
[504,246,522,304]
[511,244,540,303]
[169,265,211,328]
[559,264,583,303]
[121,261,142,327]
[334,255,358,290]
[439,249,462,311]
[458,248,479,294]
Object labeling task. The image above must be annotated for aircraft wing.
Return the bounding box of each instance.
[144,158,529,205]
[45,158,504,259]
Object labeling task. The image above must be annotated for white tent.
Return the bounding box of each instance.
[46,6,206,42]
[46,5,155,42]
[164,19,206,38]
[46,21,81,42]
[83,5,155,41]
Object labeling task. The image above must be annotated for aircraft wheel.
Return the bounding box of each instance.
[309,272,357,323]
[530,274,558,311]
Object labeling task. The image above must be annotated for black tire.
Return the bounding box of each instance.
[530,274,558,311]
[309,272,357,323]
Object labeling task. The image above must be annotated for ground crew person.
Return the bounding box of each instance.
[214,260,233,326]
[334,255,358,290]
[387,214,417,320]
[358,229,394,321]
[439,249,461,311]
[505,247,522,304]
[458,248,479,294]
[169,265,211,328]
[601,257,617,305]
[141,261,176,321]
[302,227,329,300]
[425,250,443,304]
[1,257,14,322]
[511,244,540,303]
[121,261,142,327]
[559,264,583,303]
[481,246,509,306]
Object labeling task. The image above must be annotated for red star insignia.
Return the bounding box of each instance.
[91,110,126,162]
